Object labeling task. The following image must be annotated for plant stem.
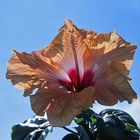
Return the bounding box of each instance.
[62,126,78,135]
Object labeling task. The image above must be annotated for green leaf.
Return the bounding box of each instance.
[125,123,136,131]
[11,116,52,140]
[125,123,140,136]
[75,126,91,140]
[74,108,97,126]
[97,109,140,140]
[62,133,79,140]
[90,115,97,125]
[74,117,84,125]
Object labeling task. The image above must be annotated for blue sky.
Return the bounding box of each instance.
[0,0,140,139]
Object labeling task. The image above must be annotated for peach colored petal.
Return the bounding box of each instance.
[91,45,136,81]
[6,50,69,96]
[83,31,136,73]
[43,20,136,80]
[79,29,137,105]
[93,62,137,105]
[41,20,86,78]
[30,86,95,126]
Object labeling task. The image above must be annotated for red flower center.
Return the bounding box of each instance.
[58,69,95,92]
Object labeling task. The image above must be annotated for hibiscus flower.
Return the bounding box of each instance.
[6,20,137,126]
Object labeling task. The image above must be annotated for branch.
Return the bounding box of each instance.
[62,126,78,135]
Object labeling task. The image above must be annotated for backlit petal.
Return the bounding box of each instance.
[42,20,86,80]
[30,86,95,126]
[6,50,69,96]
[81,30,137,104]
[83,31,136,74]
[93,63,137,105]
